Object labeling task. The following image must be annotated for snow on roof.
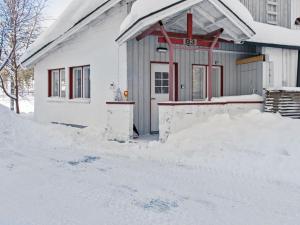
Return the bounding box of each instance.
[119,0,255,40]
[248,22,300,48]
[22,0,121,65]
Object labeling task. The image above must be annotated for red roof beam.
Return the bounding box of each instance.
[136,22,161,41]
[187,13,193,40]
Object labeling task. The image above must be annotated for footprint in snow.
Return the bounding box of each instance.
[139,199,179,213]
[68,156,100,166]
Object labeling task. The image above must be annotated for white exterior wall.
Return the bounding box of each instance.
[106,103,134,142]
[291,0,300,30]
[262,47,298,89]
[33,5,128,129]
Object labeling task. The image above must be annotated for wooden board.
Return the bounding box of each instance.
[236,55,265,65]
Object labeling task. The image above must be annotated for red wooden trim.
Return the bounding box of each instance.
[151,30,225,41]
[158,101,264,106]
[136,22,161,41]
[159,22,175,101]
[48,70,52,97]
[220,66,224,97]
[106,101,135,105]
[69,67,73,99]
[158,37,219,48]
[187,13,193,40]
[48,68,65,97]
[69,65,90,99]
[158,37,184,45]
[175,63,179,101]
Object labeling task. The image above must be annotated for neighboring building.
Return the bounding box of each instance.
[22,0,300,140]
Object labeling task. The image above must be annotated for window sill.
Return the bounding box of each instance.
[47,97,67,103]
[47,97,91,104]
[68,98,91,104]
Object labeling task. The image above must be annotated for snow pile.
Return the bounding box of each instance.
[158,110,300,183]
[211,94,263,102]
[267,87,300,92]
[249,21,300,47]
[120,0,254,34]
[1,104,300,224]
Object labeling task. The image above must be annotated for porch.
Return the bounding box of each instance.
[127,37,264,135]
[110,0,265,141]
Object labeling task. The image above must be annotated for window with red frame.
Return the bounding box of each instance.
[69,65,90,99]
[48,68,66,98]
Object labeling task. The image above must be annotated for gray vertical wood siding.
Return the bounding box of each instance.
[239,0,292,28]
[127,36,263,135]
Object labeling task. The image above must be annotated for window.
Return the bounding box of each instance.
[266,0,278,25]
[192,65,223,100]
[48,68,66,98]
[70,66,90,99]
[154,72,169,94]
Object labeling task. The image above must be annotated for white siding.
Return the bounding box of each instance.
[262,47,299,88]
[291,0,300,29]
[34,5,128,129]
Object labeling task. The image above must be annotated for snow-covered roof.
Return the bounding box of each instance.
[22,0,122,66]
[247,22,300,49]
[117,0,256,43]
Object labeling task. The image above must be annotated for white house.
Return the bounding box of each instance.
[22,0,300,142]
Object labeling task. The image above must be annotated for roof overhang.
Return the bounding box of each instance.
[246,21,300,50]
[116,0,256,44]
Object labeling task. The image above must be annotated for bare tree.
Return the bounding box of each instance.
[0,0,46,113]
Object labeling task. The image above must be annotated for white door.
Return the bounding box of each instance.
[151,63,170,133]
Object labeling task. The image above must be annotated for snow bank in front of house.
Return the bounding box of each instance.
[157,110,300,183]
[249,21,300,47]
[120,0,254,34]
[1,103,300,224]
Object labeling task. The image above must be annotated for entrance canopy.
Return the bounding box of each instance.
[116,0,256,44]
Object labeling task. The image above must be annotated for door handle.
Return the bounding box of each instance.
[151,98,156,100]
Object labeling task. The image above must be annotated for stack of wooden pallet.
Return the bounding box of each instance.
[265,89,300,119]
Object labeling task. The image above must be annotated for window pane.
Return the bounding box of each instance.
[162,80,169,87]
[73,68,82,98]
[162,87,169,94]
[155,87,161,94]
[212,67,221,97]
[83,66,90,98]
[52,70,60,97]
[162,72,168,79]
[155,80,161,86]
[60,69,66,98]
[155,72,161,79]
[193,66,206,100]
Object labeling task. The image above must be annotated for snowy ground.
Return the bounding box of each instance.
[0,94,34,113]
[0,98,300,225]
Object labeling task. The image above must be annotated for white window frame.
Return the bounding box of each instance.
[266,0,278,25]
